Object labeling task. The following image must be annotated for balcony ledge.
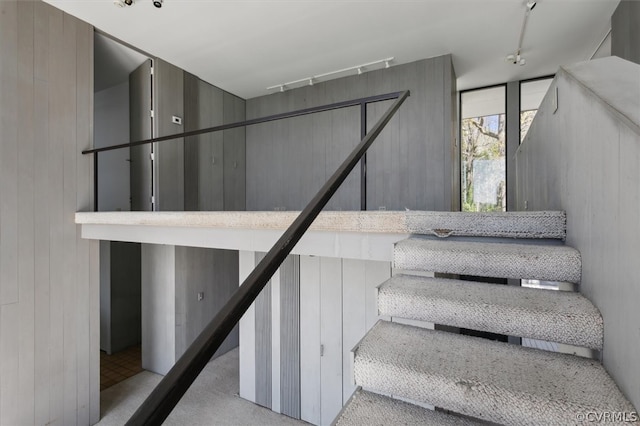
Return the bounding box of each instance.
[75,211,410,261]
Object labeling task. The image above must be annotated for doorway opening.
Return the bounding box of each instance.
[94,31,149,391]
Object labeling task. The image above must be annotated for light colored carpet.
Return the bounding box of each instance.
[334,388,484,425]
[377,274,603,349]
[98,347,307,426]
[354,320,635,426]
[394,237,582,283]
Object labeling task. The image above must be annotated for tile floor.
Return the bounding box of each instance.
[100,345,144,391]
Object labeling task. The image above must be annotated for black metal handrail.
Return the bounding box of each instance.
[117,90,409,425]
[86,90,405,211]
[82,91,404,155]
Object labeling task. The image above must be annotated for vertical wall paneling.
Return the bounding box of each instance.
[319,257,343,426]
[198,80,224,211]
[611,0,640,65]
[61,13,80,424]
[341,260,366,405]
[174,247,239,359]
[129,60,153,211]
[183,73,200,210]
[327,78,360,211]
[0,0,19,306]
[270,265,281,413]
[299,255,321,425]
[88,240,100,425]
[153,59,184,211]
[141,244,176,375]
[109,243,142,353]
[280,255,301,419]
[246,56,458,212]
[238,251,257,402]
[0,2,96,424]
[444,56,459,211]
[254,252,272,408]
[0,304,20,424]
[16,0,35,423]
[75,17,93,426]
[223,92,246,211]
[32,3,51,423]
[47,8,67,424]
[99,242,112,353]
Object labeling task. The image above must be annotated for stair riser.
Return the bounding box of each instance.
[353,321,635,426]
[394,244,581,283]
[406,211,566,240]
[378,290,603,350]
[355,358,592,426]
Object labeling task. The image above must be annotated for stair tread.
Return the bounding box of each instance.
[378,275,603,349]
[354,321,635,425]
[394,238,581,283]
[334,388,483,426]
[406,210,566,239]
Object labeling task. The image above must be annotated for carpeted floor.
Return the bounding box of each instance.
[98,347,307,426]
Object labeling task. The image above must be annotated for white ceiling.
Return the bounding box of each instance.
[45,0,618,100]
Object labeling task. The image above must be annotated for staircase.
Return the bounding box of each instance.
[334,211,637,425]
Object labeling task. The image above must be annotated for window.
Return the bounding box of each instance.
[520,77,553,142]
[461,86,506,212]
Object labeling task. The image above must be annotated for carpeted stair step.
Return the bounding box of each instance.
[353,321,636,426]
[378,275,603,349]
[394,238,581,283]
[406,210,566,239]
[333,387,483,426]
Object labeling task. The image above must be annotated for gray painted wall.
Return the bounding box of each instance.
[154,59,185,211]
[174,247,239,360]
[0,1,99,424]
[130,60,153,211]
[246,55,458,212]
[183,72,247,211]
[109,242,142,353]
[515,57,640,409]
[95,81,131,212]
[612,0,640,65]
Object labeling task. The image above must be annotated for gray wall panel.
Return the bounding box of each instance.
[515,58,640,409]
[0,2,98,423]
[184,74,246,212]
[280,255,301,419]
[223,92,246,211]
[183,72,200,210]
[130,60,153,211]
[109,242,142,353]
[174,247,239,359]
[612,0,640,65]
[141,244,176,375]
[154,59,184,211]
[254,252,272,408]
[246,56,458,212]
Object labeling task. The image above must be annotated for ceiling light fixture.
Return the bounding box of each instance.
[153,0,163,8]
[506,1,537,66]
[267,57,394,93]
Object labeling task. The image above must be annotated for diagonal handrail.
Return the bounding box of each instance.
[124,90,410,425]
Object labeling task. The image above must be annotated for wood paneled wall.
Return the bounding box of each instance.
[0,1,98,424]
[246,55,458,212]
